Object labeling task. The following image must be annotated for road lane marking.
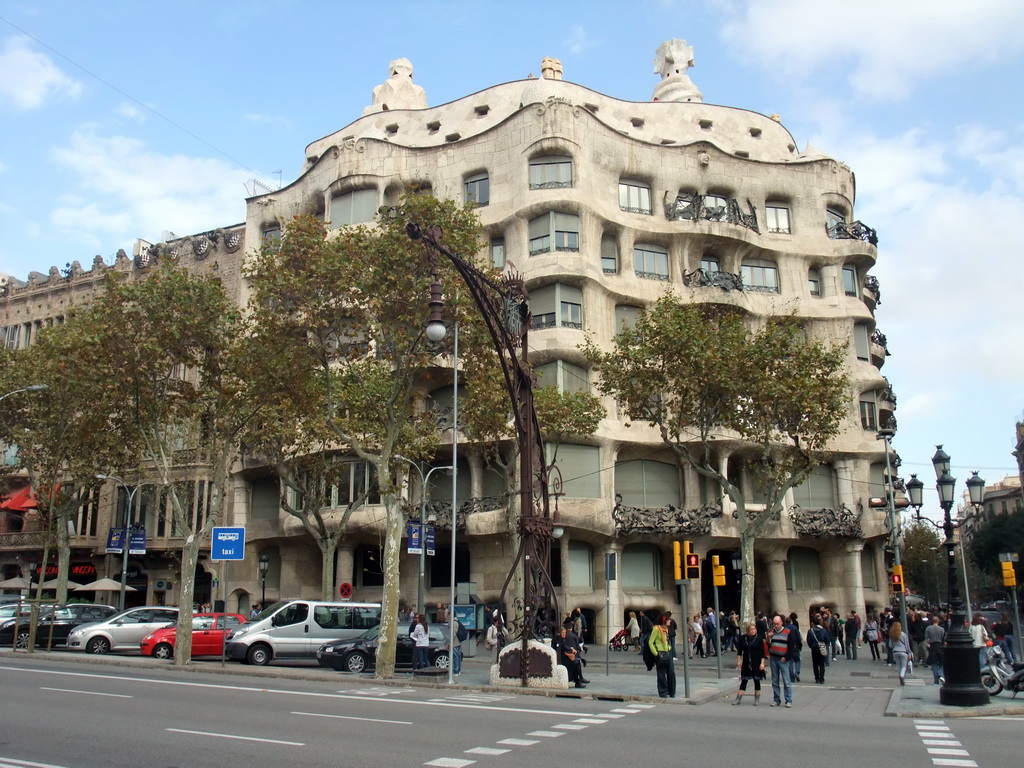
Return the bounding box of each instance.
[526,730,563,737]
[165,728,303,746]
[922,740,962,747]
[465,748,509,756]
[39,687,133,698]
[610,707,642,713]
[572,717,607,724]
[0,666,590,717]
[424,760,475,767]
[927,749,971,756]
[496,738,538,746]
[0,757,69,768]
[912,720,977,768]
[930,761,977,768]
[551,724,588,730]
[292,711,412,725]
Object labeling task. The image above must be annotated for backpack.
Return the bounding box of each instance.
[456,620,468,642]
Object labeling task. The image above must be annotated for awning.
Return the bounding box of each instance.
[0,486,35,511]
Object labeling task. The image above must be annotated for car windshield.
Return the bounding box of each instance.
[253,600,290,622]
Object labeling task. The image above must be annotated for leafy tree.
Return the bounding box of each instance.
[968,509,1024,583]
[582,299,848,623]
[75,260,256,664]
[0,325,137,605]
[901,522,944,606]
[244,197,483,678]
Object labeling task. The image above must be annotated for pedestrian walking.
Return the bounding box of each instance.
[970,613,990,670]
[450,617,467,676]
[890,620,910,685]
[864,614,881,660]
[649,613,676,698]
[807,614,831,685]
[626,611,641,652]
[665,611,678,658]
[689,614,705,658]
[924,615,945,685]
[704,607,718,656]
[767,614,798,707]
[909,610,928,666]
[785,613,802,682]
[733,621,766,705]
[844,610,860,660]
[411,615,430,670]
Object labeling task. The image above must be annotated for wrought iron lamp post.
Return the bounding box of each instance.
[399,212,559,686]
[905,445,989,706]
[878,426,908,634]
[258,552,269,606]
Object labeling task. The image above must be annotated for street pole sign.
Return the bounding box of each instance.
[211,526,246,561]
[407,521,423,555]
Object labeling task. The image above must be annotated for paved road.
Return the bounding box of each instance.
[1,647,1022,767]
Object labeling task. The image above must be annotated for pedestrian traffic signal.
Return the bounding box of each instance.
[712,555,726,587]
[1001,561,1017,587]
[684,540,700,580]
[672,541,682,581]
[891,564,904,593]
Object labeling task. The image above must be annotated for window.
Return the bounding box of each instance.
[704,194,729,221]
[355,545,384,587]
[618,180,652,214]
[535,360,589,394]
[621,544,662,590]
[614,460,680,508]
[843,265,859,297]
[330,189,378,227]
[601,235,618,274]
[262,226,281,241]
[333,461,380,506]
[567,541,593,588]
[528,212,580,255]
[808,268,822,297]
[766,202,791,234]
[701,256,720,275]
[741,258,780,293]
[854,323,871,361]
[529,155,573,189]
[869,462,887,499]
[793,465,837,508]
[464,172,489,206]
[530,284,583,330]
[861,547,877,590]
[490,238,505,269]
[430,545,471,587]
[786,547,821,591]
[546,443,601,498]
[827,208,846,231]
[859,391,877,431]
[615,305,641,332]
[426,458,471,501]
[634,244,669,280]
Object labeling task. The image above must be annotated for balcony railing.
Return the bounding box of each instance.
[665,193,760,233]
[827,220,878,246]
[682,268,744,292]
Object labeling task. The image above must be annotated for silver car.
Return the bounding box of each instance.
[65,606,179,654]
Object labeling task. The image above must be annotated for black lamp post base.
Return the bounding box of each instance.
[939,636,991,707]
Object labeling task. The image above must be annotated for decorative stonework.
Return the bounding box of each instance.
[652,39,703,103]
[789,502,863,538]
[613,499,723,535]
[363,58,428,115]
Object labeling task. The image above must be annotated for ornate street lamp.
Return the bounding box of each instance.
[906,446,989,706]
[258,552,270,605]
[397,211,559,686]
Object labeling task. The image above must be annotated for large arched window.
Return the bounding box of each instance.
[621,544,663,590]
[786,546,820,591]
[792,465,838,509]
[861,546,878,591]
[567,541,593,588]
[614,459,679,508]
[546,444,601,498]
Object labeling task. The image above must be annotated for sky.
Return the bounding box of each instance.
[1,0,1023,512]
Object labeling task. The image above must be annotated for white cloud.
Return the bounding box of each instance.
[116,102,146,122]
[720,0,1024,100]
[0,36,82,110]
[49,131,252,245]
[564,25,598,56]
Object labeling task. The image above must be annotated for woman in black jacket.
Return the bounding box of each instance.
[807,614,832,684]
[733,621,766,705]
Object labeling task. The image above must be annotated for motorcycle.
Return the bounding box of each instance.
[981,644,1024,696]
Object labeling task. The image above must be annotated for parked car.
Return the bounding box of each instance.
[317,623,450,673]
[65,606,179,654]
[0,603,117,649]
[140,613,247,659]
[225,599,381,666]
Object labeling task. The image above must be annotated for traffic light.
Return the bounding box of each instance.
[891,564,904,593]
[672,541,682,581]
[712,555,726,587]
[1001,561,1017,587]
[683,540,701,580]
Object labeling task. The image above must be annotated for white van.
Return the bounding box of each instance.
[224,599,381,666]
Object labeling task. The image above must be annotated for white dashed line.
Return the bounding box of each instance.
[922,740,962,747]
[610,707,642,713]
[424,759,475,768]
[527,730,564,737]
[573,718,608,724]
[465,747,509,756]
[552,723,588,730]
[912,719,977,768]
[497,738,539,746]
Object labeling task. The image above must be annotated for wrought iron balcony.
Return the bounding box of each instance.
[682,268,744,292]
[664,193,760,233]
[827,220,878,246]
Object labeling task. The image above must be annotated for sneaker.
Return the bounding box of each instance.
[770,701,781,707]
[785,703,792,708]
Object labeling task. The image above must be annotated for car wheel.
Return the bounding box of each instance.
[16,631,31,650]
[246,643,272,666]
[433,651,450,669]
[981,672,1002,696]
[153,643,174,660]
[344,652,368,673]
[86,636,110,655]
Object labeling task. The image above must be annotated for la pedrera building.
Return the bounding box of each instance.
[1,41,899,639]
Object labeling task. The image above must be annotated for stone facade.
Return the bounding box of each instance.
[1,46,897,638]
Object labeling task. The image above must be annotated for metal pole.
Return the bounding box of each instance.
[119,485,139,612]
[713,585,722,680]
[448,322,458,685]
[678,580,690,699]
[959,541,972,619]
[881,431,908,634]
[1012,584,1022,662]
[605,557,611,678]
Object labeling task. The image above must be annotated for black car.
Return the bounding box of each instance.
[317,624,450,673]
[0,603,117,649]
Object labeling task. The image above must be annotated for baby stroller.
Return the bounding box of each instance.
[609,628,630,651]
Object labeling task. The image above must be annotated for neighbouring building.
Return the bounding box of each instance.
[1,41,900,639]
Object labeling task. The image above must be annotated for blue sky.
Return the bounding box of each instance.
[2,0,1023,512]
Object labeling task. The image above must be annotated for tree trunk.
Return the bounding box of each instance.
[739,527,757,627]
[319,536,339,601]
[55,518,71,605]
[174,533,200,665]
[373,494,404,679]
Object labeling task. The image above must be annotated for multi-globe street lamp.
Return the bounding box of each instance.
[905,445,989,706]
[396,210,559,686]
[258,552,270,606]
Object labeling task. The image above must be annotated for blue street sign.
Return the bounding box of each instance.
[211,526,246,561]
[407,521,423,555]
[105,527,125,554]
[425,524,436,556]
[129,527,147,555]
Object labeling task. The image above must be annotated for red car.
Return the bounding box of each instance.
[140,613,247,659]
